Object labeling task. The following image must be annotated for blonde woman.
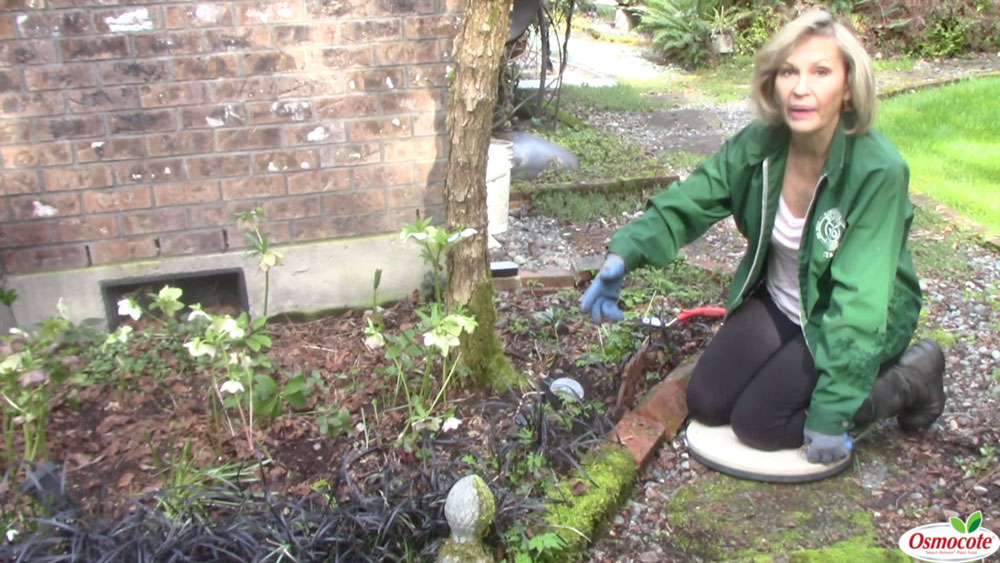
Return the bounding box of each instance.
[581,10,944,464]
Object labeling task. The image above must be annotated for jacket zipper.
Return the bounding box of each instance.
[734,158,771,304]
[796,173,827,355]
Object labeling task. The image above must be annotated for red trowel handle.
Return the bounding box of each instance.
[676,306,726,323]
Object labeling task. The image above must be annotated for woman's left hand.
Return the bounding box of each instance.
[803,428,853,464]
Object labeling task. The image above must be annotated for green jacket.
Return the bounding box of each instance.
[609,119,922,435]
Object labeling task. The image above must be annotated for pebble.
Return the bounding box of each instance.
[613,515,625,526]
[973,485,989,496]
[910,492,924,500]
[639,552,659,563]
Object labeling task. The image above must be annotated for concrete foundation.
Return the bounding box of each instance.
[2,233,429,331]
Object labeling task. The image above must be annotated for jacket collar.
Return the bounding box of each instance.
[745,119,849,184]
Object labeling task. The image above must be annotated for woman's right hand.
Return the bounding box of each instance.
[580,254,626,323]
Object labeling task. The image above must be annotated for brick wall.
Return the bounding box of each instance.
[0,0,464,277]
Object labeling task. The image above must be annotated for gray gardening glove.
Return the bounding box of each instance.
[580,254,626,323]
[803,428,853,464]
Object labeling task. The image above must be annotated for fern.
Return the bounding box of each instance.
[638,0,714,69]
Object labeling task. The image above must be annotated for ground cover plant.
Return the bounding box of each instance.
[878,76,1000,234]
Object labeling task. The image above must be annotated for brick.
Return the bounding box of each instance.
[407,64,449,88]
[235,1,303,25]
[121,208,187,235]
[287,169,350,194]
[83,186,152,213]
[405,16,461,39]
[0,15,11,40]
[51,216,118,243]
[340,19,400,42]
[385,185,425,208]
[165,4,234,28]
[210,77,277,102]
[274,23,337,46]
[376,41,441,65]
[292,215,355,242]
[348,117,412,141]
[325,189,385,215]
[7,245,88,274]
[14,11,90,36]
[186,154,251,179]
[220,175,286,200]
[146,131,213,157]
[313,94,378,119]
[261,195,321,220]
[247,99,313,124]
[42,165,114,191]
[374,0,434,15]
[88,236,158,265]
[0,120,30,143]
[284,122,346,146]
[611,411,666,468]
[381,91,441,114]
[383,137,440,162]
[519,268,576,290]
[306,0,367,19]
[0,221,48,247]
[354,163,413,189]
[345,68,405,93]
[443,0,465,11]
[153,181,221,206]
[226,219,290,248]
[415,160,446,183]
[93,7,160,34]
[34,115,105,140]
[412,111,445,136]
[0,70,22,92]
[1,39,58,66]
[205,27,270,52]
[275,73,344,96]
[23,64,98,90]
[254,149,319,174]
[216,127,281,151]
[320,46,374,69]
[159,229,224,256]
[356,211,392,235]
[0,91,65,117]
[68,87,140,113]
[243,50,308,75]
[76,138,146,162]
[319,142,381,166]
[188,202,246,228]
[60,36,129,62]
[115,159,184,185]
[110,109,174,134]
[9,193,81,220]
[0,171,39,195]
[139,82,208,108]
[180,104,247,129]
[100,60,168,85]
[635,363,695,441]
[172,55,239,80]
[1,143,72,168]
[134,31,202,57]
[0,200,8,224]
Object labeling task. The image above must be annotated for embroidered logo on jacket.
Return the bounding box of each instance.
[816,208,844,258]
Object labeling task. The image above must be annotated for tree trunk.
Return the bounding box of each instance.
[445,0,517,389]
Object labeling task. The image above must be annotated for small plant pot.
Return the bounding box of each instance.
[711,30,734,54]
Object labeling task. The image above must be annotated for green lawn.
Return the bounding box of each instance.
[877,77,1000,234]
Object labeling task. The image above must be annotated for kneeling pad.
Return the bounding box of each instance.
[685,420,852,483]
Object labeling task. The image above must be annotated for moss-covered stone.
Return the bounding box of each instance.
[665,471,891,560]
[540,444,637,562]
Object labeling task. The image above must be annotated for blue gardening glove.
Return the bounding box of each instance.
[580,254,626,323]
[803,428,853,464]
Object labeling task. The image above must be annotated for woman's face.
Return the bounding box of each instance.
[774,34,851,144]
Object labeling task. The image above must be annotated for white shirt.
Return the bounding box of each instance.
[766,195,805,325]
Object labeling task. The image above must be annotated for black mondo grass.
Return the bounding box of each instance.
[1,388,612,562]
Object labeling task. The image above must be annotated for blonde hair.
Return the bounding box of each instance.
[751,9,875,135]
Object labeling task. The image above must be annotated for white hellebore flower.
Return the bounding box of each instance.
[219,380,245,395]
[442,417,462,433]
[104,325,133,346]
[183,338,216,358]
[423,329,460,355]
[187,305,211,322]
[117,298,142,321]
[447,227,477,244]
[5,527,17,542]
[217,317,245,339]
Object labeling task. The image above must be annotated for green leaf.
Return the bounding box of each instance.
[967,511,982,533]
[246,337,261,352]
[251,316,267,330]
[255,334,272,348]
[951,517,967,533]
[254,373,278,398]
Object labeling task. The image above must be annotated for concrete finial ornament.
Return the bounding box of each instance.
[437,474,496,563]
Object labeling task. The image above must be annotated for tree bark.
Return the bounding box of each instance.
[444,0,516,389]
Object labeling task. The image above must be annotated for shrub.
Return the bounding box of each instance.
[638,0,715,69]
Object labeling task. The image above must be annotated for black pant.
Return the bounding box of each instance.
[686,289,818,450]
